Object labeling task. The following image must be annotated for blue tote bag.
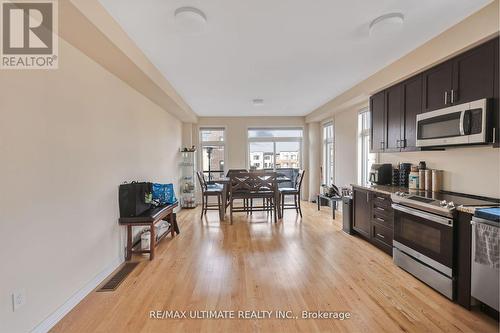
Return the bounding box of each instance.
[152,183,177,205]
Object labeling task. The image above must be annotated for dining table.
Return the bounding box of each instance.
[212,176,291,220]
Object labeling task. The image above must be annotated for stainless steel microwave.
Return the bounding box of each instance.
[416,98,491,147]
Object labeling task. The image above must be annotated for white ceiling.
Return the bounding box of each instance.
[99,0,492,117]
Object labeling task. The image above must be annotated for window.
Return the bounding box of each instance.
[248,128,302,171]
[358,109,376,185]
[200,128,225,181]
[322,122,334,186]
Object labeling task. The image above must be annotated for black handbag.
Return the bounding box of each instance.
[119,182,153,217]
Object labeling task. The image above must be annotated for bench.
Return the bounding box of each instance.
[317,194,342,219]
[119,202,178,260]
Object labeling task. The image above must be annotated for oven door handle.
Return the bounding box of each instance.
[392,204,453,227]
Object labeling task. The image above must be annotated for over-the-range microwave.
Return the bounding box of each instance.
[416,98,493,147]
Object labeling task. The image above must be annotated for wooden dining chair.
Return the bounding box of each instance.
[279,170,305,217]
[196,171,223,219]
[229,172,277,224]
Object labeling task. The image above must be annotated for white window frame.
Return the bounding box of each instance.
[246,127,303,171]
[322,121,334,186]
[199,127,227,181]
[357,108,375,185]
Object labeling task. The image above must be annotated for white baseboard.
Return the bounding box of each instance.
[31,256,124,333]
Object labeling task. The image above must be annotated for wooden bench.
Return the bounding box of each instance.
[119,202,178,260]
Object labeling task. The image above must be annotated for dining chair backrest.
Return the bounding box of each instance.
[226,169,248,177]
[196,171,207,192]
[295,170,306,192]
[229,171,277,196]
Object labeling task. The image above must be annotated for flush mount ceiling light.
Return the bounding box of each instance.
[252,98,264,106]
[174,6,207,34]
[369,12,404,36]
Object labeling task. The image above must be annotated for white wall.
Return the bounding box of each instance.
[0,39,182,333]
[379,147,500,198]
[333,107,360,188]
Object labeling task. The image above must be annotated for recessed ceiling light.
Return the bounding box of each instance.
[369,12,404,36]
[174,7,207,35]
[252,98,264,106]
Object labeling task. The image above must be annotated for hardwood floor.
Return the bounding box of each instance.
[52,202,498,333]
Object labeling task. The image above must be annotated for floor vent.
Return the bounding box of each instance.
[97,262,139,292]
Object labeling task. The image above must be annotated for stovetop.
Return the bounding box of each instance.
[391,190,499,218]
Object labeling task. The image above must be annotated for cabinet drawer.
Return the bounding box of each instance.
[372,193,391,208]
[372,202,393,217]
[372,210,394,229]
[372,222,393,248]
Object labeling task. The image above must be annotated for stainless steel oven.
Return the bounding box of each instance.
[392,203,454,299]
[416,98,491,147]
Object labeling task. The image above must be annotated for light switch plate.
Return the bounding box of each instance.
[12,289,26,311]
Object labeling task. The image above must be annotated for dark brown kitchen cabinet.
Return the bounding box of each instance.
[494,37,499,147]
[371,37,498,152]
[456,211,473,309]
[422,60,453,112]
[452,39,496,105]
[385,84,403,152]
[353,188,371,238]
[401,75,422,151]
[370,91,386,153]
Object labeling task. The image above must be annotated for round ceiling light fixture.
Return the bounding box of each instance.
[252,98,264,106]
[174,6,207,34]
[369,12,404,36]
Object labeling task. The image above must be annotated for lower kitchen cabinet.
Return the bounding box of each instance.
[353,188,394,255]
[456,211,473,309]
[353,188,371,238]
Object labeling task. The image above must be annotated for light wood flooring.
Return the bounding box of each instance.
[51,202,498,333]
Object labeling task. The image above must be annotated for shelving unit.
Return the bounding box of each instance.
[179,150,197,208]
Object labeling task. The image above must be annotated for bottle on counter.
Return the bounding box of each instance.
[419,169,426,190]
[425,169,432,191]
[432,170,443,192]
[409,166,419,189]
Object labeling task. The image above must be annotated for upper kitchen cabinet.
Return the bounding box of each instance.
[401,75,423,151]
[452,38,496,105]
[370,91,385,153]
[493,37,499,147]
[385,84,403,152]
[422,60,453,112]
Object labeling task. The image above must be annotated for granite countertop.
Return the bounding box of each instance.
[350,183,499,214]
[351,183,411,195]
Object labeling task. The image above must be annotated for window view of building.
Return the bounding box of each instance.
[200,128,225,180]
[247,129,302,171]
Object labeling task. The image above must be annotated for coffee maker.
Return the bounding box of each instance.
[369,164,392,185]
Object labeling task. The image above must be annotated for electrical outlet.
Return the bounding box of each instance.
[12,289,26,311]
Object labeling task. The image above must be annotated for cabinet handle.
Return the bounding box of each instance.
[376,217,385,222]
[451,89,455,104]
[376,207,385,211]
[444,91,448,105]
[376,233,385,239]
[366,192,369,203]
[376,196,385,200]
[493,128,496,144]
